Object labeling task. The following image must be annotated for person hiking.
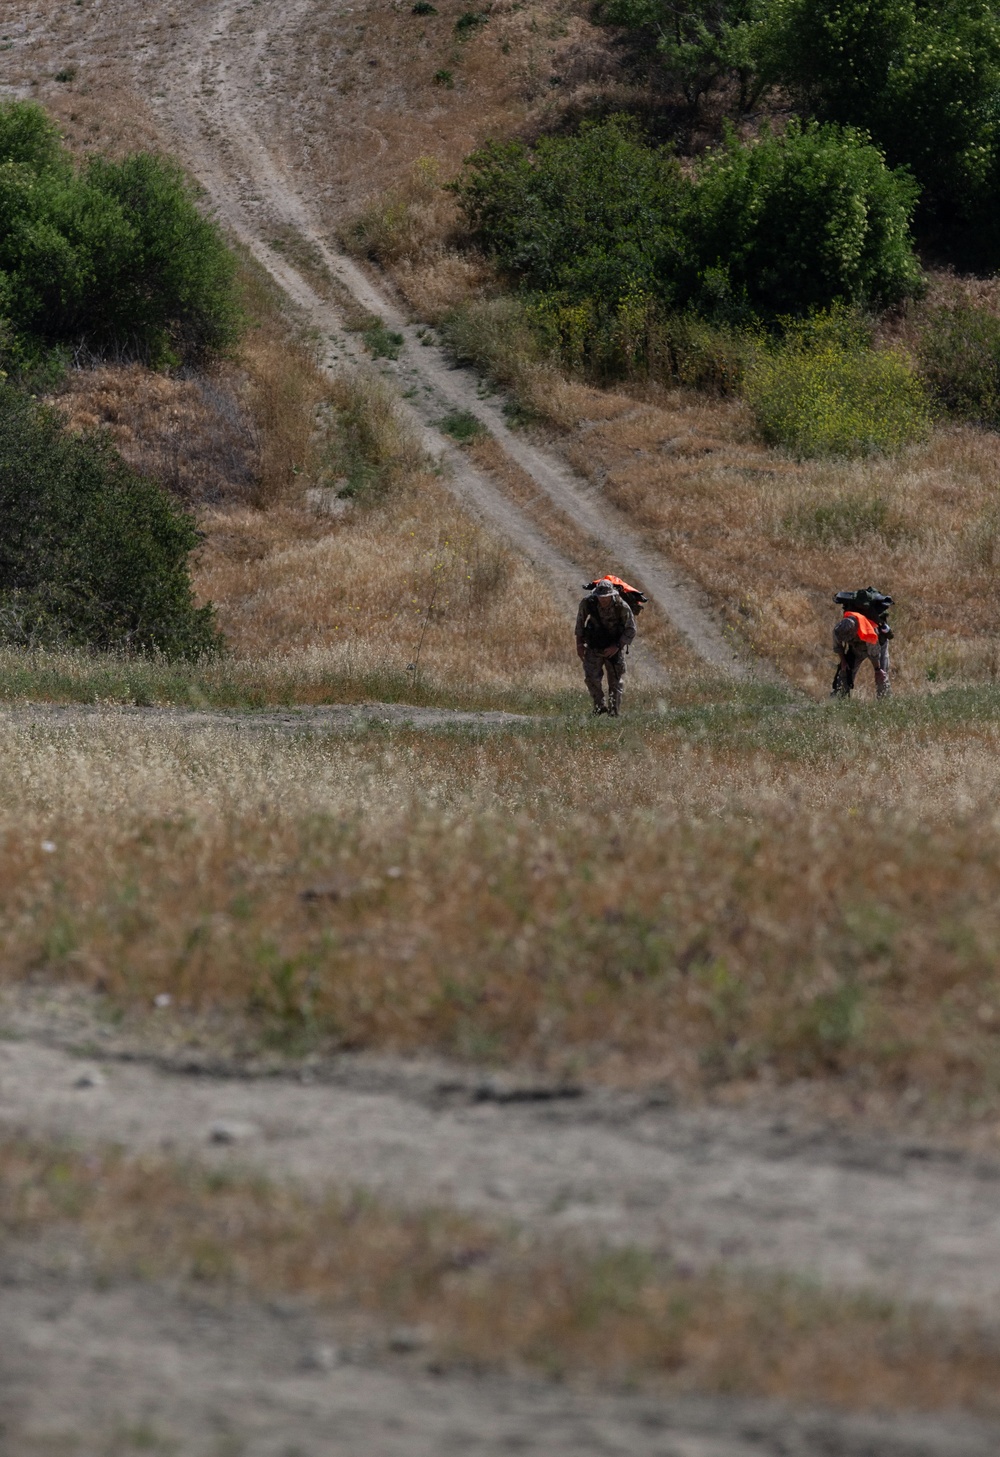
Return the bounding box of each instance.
[575,577,636,716]
[831,587,893,699]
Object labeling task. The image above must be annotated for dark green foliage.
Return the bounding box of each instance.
[0,101,239,367]
[456,116,920,321]
[757,0,1000,232]
[599,0,766,109]
[454,9,487,37]
[411,2,437,13]
[0,384,219,657]
[917,303,1000,427]
[455,117,688,304]
[685,121,921,319]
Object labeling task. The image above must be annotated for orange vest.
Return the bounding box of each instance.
[843,611,879,643]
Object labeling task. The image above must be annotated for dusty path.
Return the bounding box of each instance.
[5,1034,1000,1453]
[0,701,537,733]
[134,0,748,682]
[5,1036,1000,1319]
[6,1280,998,1457]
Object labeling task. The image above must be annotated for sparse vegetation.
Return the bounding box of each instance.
[362,320,406,360]
[8,690,1000,1110]
[7,1132,1000,1413]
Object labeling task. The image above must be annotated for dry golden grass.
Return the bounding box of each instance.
[6,697,1000,1116]
[556,382,1000,696]
[7,1132,1000,1413]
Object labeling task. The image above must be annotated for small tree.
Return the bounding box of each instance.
[685,121,922,318]
[455,117,689,304]
[0,384,220,656]
[599,0,768,111]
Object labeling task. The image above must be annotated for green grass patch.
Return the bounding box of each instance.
[438,408,486,442]
[362,321,405,360]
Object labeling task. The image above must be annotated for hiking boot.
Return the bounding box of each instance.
[592,701,607,715]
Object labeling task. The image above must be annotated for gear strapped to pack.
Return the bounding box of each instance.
[582,576,648,617]
[580,597,624,651]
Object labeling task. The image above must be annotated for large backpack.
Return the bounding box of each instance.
[583,575,649,616]
[834,586,893,637]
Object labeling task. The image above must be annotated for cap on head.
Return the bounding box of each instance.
[593,579,615,597]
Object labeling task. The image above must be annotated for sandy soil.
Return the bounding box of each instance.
[4,1028,1000,1452]
[8,1278,999,1457]
[6,1034,1000,1316]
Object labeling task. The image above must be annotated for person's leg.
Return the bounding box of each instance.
[832,649,856,697]
[606,651,626,716]
[875,640,891,698]
[583,649,607,712]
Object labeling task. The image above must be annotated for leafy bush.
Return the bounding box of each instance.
[685,121,921,319]
[456,117,920,323]
[916,303,1000,427]
[455,116,688,305]
[758,0,1000,234]
[599,0,767,110]
[0,101,239,367]
[0,384,219,656]
[744,313,930,456]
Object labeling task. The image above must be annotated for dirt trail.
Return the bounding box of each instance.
[4,1033,1000,1452]
[5,1036,1000,1318]
[135,0,748,683]
[6,1280,998,1457]
[0,701,536,733]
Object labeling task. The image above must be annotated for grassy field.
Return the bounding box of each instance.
[6,683,1000,1127]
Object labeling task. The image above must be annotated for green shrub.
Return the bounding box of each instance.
[454,116,689,305]
[454,9,487,37]
[0,101,239,367]
[757,0,1000,236]
[456,116,920,323]
[438,408,485,442]
[744,313,930,456]
[0,384,219,656]
[916,303,1000,427]
[362,321,405,359]
[686,121,921,320]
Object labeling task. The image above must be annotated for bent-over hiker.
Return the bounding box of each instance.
[831,586,893,700]
[576,577,636,716]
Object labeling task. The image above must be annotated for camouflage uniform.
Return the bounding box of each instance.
[832,615,891,698]
[575,587,636,715]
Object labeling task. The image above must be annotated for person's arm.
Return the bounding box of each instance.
[574,599,588,658]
